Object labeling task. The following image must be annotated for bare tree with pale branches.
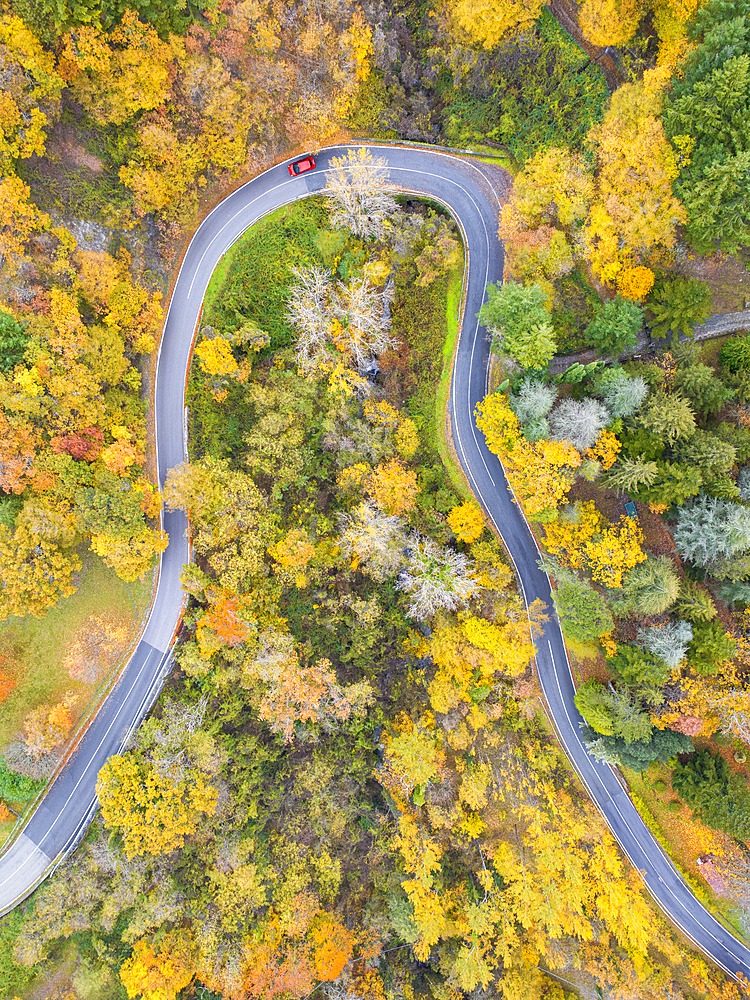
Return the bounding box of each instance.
[333,275,397,370]
[325,147,400,239]
[287,266,336,371]
[287,267,397,373]
[711,689,750,745]
[397,535,479,620]
[338,502,407,582]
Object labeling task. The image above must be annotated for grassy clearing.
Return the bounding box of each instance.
[0,551,152,758]
[202,197,331,349]
[200,202,297,321]
[434,254,476,504]
[457,148,515,170]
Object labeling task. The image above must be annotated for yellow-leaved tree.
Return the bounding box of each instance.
[447,0,546,48]
[96,754,219,858]
[585,72,686,285]
[475,394,580,518]
[59,10,174,126]
[120,929,196,1000]
[0,15,64,167]
[579,0,644,46]
[366,459,419,516]
[448,502,485,543]
[543,502,646,588]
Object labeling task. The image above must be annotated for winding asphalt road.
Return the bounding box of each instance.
[1,144,750,980]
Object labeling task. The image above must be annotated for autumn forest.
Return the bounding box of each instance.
[1,0,750,998]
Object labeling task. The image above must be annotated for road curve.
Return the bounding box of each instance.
[1,144,749,980]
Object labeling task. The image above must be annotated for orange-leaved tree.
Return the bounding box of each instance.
[22,696,76,760]
[242,941,314,1000]
[366,459,419,516]
[64,613,131,683]
[309,913,354,981]
[258,655,373,743]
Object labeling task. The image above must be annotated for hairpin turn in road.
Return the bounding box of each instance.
[0,145,748,981]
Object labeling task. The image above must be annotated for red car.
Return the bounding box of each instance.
[288,154,316,177]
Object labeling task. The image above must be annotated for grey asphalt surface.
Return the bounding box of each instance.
[1,145,749,979]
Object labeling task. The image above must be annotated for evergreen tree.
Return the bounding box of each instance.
[647,277,713,339]
[637,620,693,670]
[674,494,750,567]
[508,377,557,425]
[674,748,750,839]
[608,643,668,689]
[548,398,610,452]
[641,393,696,444]
[596,368,648,419]
[575,681,652,743]
[606,457,660,494]
[688,620,737,674]
[677,428,736,475]
[622,556,681,616]
[583,726,693,771]
[676,578,717,623]
[663,0,750,253]
[673,363,734,417]
[720,333,750,374]
[630,460,703,508]
[584,296,644,357]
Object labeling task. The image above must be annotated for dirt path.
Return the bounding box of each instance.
[546,0,621,91]
[549,309,750,374]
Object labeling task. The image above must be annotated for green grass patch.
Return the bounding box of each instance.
[0,551,152,770]
[438,12,607,165]
[202,197,332,350]
[435,255,476,504]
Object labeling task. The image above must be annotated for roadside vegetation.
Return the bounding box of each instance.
[1,0,750,997]
[1,150,741,1000]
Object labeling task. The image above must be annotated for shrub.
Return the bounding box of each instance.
[0,758,45,805]
[721,334,750,374]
